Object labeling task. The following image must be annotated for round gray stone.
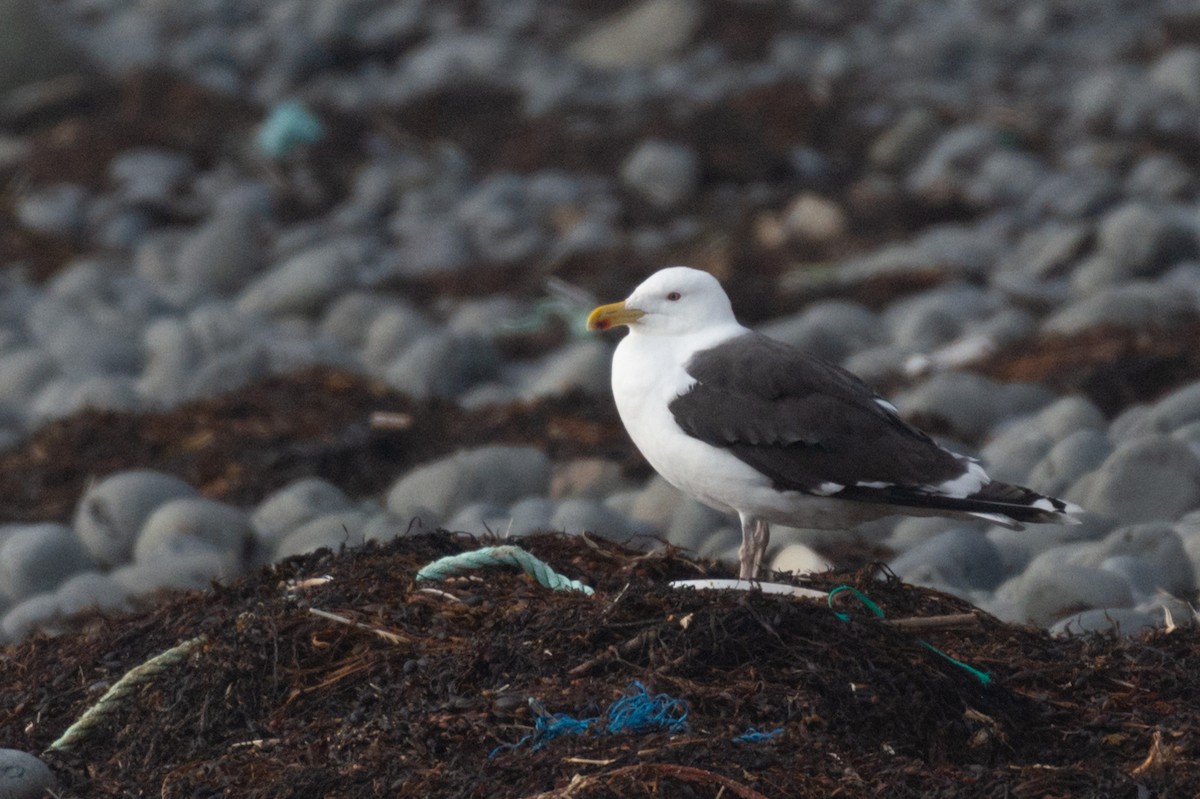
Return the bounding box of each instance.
[619,139,700,210]
[109,147,193,206]
[905,124,1002,199]
[0,523,94,601]
[386,446,551,519]
[549,458,629,500]
[237,236,375,317]
[274,509,370,559]
[0,748,57,798]
[359,305,435,370]
[1149,46,1200,105]
[520,340,612,399]
[628,475,685,531]
[55,571,130,616]
[16,183,87,238]
[134,498,253,567]
[175,212,265,297]
[1074,523,1195,599]
[1026,429,1113,498]
[667,498,731,552]
[0,347,57,405]
[251,477,354,548]
[987,559,1134,627]
[74,470,200,566]
[382,331,498,400]
[757,300,881,364]
[443,502,509,535]
[884,284,997,350]
[1118,380,1200,439]
[890,528,1004,592]
[319,292,396,350]
[1050,607,1162,637]
[1093,201,1197,281]
[1047,282,1197,334]
[895,371,1054,442]
[111,550,238,596]
[503,496,558,537]
[1065,435,1200,525]
[550,497,635,540]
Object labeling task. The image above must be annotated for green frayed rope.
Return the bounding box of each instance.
[47,634,208,752]
[828,585,992,686]
[416,545,595,596]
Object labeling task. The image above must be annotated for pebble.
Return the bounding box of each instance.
[987,559,1134,627]
[1148,45,1200,106]
[386,445,551,519]
[868,107,941,172]
[0,347,57,406]
[382,331,498,399]
[237,237,376,317]
[55,571,130,616]
[1116,380,1200,439]
[568,0,703,68]
[359,304,433,370]
[628,476,686,531]
[443,502,508,535]
[1074,523,1195,599]
[666,498,730,553]
[112,550,235,595]
[133,498,253,570]
[769,543,830,575]
[889,528,1005,593]
[895,371,1054,442]
[780,193,847,243]
[503,496,558,537]
[319,292,397,350]
[883,284,997,350]
[385,218,475,279]
[905,124,1001,200]
[619,139,700,210]
[550,497,637,540]
[108,147,193,207]
[1065,435,1200,525]
[1025,429,1114,498]
[0,523,94,601]
[1050,607,1162,637]
[252,478,355,548]
[16,182,88,238]
[758,300,881,364]
[1090,201,1197,285]
[275,509,370,559]
[550,458,629,500]
[74,470,200,566]
[0,749,57,798]
[520,339,612,399]
[175,212,266,298]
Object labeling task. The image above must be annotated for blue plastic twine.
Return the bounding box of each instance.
[827,585,992,686]
[490,681,689,757]
[733,726,785,744]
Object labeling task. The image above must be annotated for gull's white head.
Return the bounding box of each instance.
[587,266,736,337]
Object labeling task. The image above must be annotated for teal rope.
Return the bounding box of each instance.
[416,545,595,596]
[828,585,992,686]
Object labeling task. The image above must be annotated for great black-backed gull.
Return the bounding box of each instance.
[587,266,1082,580]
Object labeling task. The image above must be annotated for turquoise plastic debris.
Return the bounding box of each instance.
[256,101,325,159]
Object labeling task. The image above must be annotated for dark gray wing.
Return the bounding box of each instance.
[669,332,964,491]
[668,332,1075,523]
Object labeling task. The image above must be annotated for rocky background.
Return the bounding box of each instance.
[2,0,1200,646]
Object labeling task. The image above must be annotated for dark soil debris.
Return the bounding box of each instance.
[1,532,1197,798]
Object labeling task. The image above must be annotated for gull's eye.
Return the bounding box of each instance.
[666,291,681,301]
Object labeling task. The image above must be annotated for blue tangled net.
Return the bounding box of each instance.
[491,681,689,756]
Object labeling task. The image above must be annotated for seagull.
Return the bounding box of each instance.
[587,266,1082,580]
